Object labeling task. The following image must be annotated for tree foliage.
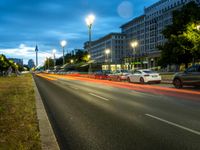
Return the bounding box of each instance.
[0,54,18,72]
[159,2,200,68]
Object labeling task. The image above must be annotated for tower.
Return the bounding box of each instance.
[35,45,39,66]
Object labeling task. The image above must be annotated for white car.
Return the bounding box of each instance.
[127,69,161,84]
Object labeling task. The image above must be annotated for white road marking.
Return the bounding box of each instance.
[145,114,200,136]
[70,86,79,90]
[89,93,110,101]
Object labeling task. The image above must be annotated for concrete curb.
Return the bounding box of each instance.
[32,76,60,150]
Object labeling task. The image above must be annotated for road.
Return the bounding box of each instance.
[34,74,200,150]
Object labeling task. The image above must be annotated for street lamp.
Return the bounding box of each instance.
[60,40,67,65]
[52,49,56,68]
[130,41,139,70]
[197,25,200,31]
[85,14,95,73]
[87,54,91,60]
[105,49,111,71]
[70,59,74,63]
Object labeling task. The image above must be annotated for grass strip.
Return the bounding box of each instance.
[0,74,41,150]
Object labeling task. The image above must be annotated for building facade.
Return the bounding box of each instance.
[83,0,200,70]
[121,15,147,69]
[85,33,126,70]
[144,0,199,68]
[121,0,200,69]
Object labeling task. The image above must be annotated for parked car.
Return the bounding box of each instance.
[108,70,130,81]
[93,71,108,80]
[173,64,200,88]
[127,69,161,84]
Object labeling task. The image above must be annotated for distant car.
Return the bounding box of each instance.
[173,64,200,88]
[108,70,130,81]
[93,71,108,80]
[127,69,161,84]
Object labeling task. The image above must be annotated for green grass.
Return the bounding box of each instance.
[0,74,41,150]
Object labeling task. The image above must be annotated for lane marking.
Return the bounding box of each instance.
[70,86,79,90]
[145,114,200,136]
[89,93,110,101]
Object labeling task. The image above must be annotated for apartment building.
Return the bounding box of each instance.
[85,33,126,65]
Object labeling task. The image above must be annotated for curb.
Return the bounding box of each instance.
[32,76,60,150]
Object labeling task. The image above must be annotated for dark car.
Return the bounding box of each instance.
[93,71,109,80]
[173,64,200,88]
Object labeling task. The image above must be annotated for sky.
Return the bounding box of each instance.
[0,0,157,65]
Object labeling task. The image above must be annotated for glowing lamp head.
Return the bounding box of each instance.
[87,54,91,59]
[197,25,200,30]
[86,14,95,26]
[105,49,111,54]
[60,40,67,47]
[131,41,138,48]
[70,59,74,63]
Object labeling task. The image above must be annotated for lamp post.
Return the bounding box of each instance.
[60,40,67,66]
[130,41,138,70]
[85,14,95,73]
[105,49,110,70]
[52,49,56,68]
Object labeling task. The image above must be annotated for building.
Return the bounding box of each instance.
[83,0,200,70]
[28,59,35,69]
[8,58,23,66]
[121,0,200,69]
[121,15,147,69]
[84,33,126,70]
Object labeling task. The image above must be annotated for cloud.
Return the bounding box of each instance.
[0,44,62,65]
[0,0,158,61]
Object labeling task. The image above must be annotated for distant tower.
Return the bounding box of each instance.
[35,45,39,66]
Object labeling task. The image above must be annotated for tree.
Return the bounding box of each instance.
[159,2,200,68]
[44,58,54,70]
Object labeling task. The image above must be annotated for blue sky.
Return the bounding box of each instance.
[0,0,157,64]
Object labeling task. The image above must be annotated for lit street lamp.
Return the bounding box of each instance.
[87,54,91,60]
[85,14,95,73]
[105,49,111,71]
[197,25,200,30]
[130,41,138,70]
[70,59,74,63]
[60,40,67,65]
[52,49,56,68]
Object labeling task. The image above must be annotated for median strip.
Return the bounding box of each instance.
[89,93,110,101]
[145,114,200,136]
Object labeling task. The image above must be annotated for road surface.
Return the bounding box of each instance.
[34,74,200,150]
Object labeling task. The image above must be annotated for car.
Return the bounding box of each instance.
[93,71,108,80]
[127,69,161,84]
[173,64,200,88]
[108,70,130,81]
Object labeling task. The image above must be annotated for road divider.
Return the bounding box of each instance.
[145,114,200,136]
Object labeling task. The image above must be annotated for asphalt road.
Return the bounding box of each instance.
[34,74,200,150]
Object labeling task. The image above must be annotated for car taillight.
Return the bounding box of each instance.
[144,74,150,77]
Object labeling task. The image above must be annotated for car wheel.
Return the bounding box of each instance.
[140,77,145,84]
[127,77,131,83]
[173,78,183,89]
